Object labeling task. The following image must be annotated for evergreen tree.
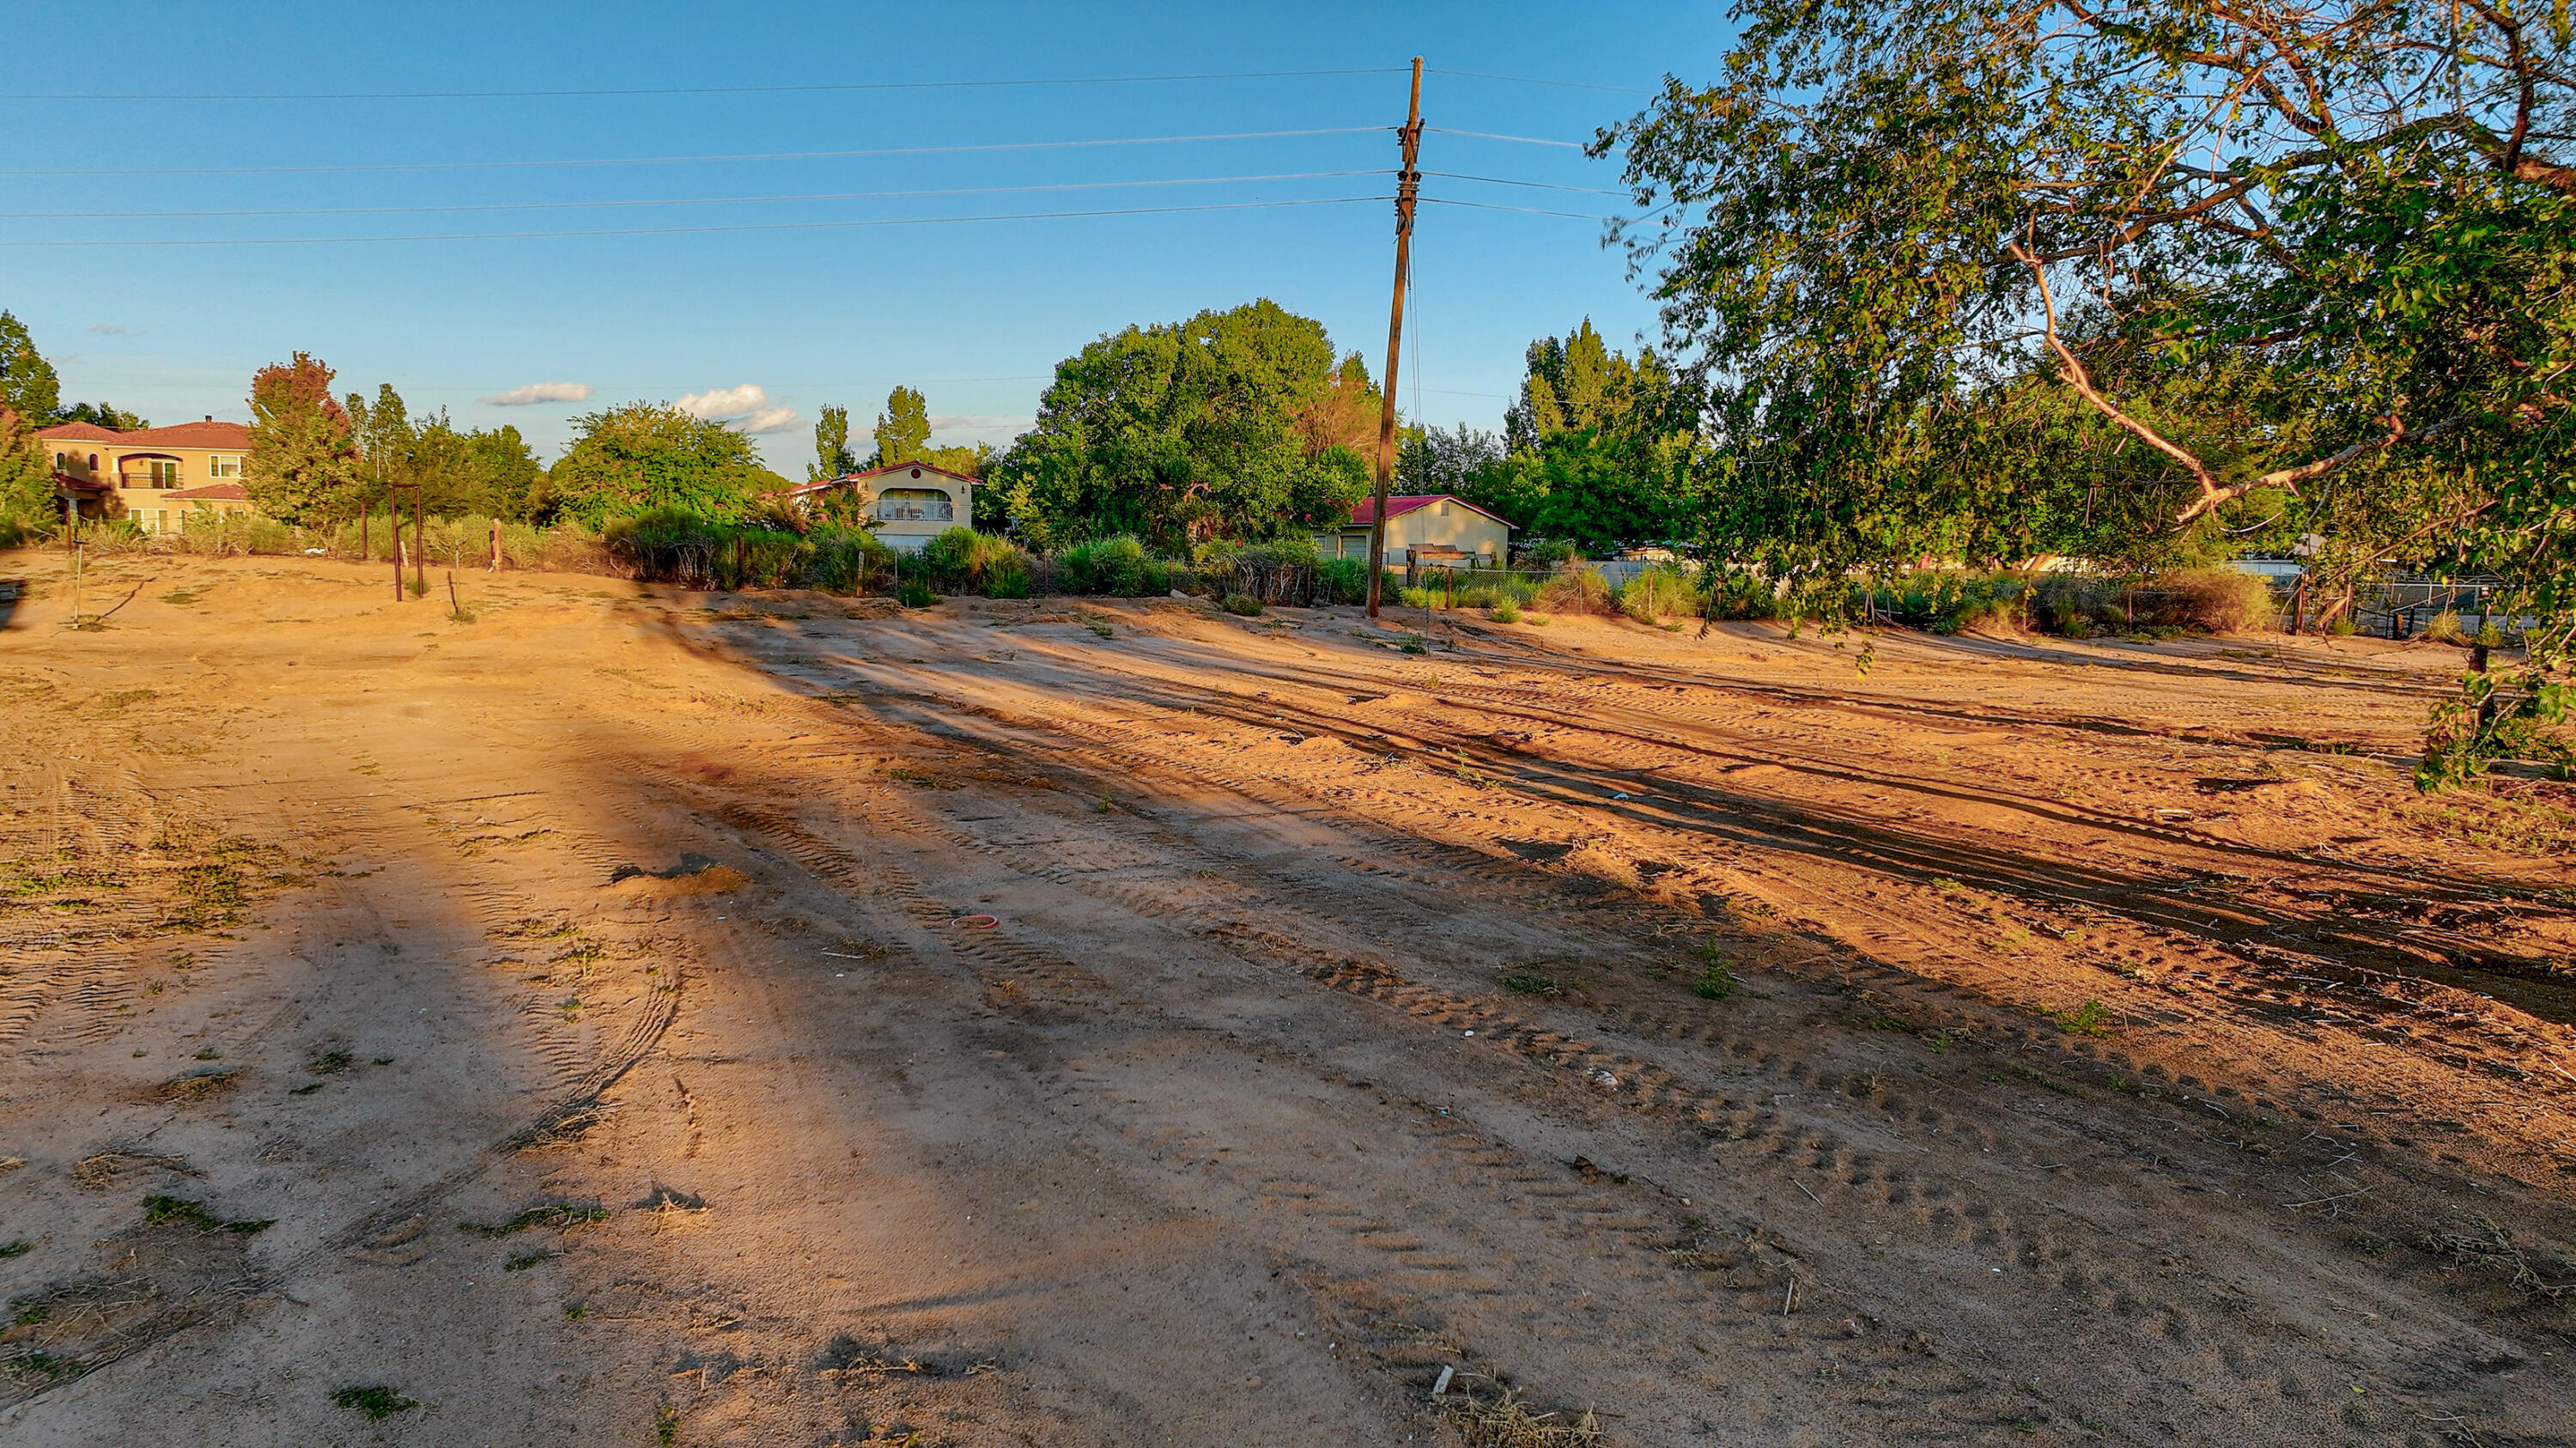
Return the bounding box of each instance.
[244,353,361,525]
[0,312,61,427]
[871,386,931,468]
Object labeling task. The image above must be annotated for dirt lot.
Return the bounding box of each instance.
[1,551,2571,1446]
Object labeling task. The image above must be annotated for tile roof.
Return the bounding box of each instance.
[121,420,252,448]
[37,422,124,442]
[1344,493,1514,528]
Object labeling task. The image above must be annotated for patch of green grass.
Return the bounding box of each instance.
[1691,941,1739,1000]
[0,1241,29,1258]
[1857,1012,1912,1031]
[1085,619,1115,638]
[2047,999,2118,1037]
[306,1050,353,1075]
[458,1204,609,1238]
[657,1404,681,1445]
[332,1384,419,1420]
[143,1194,273,1234]
[503,1249,558,1272]
[563,1301,587,1319]
[1221,593,1264,617]
[1501,970,1570,999]
[2,1348,76,1381]
[13,1302,46,1326]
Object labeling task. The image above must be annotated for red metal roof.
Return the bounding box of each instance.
[167,483,249,501]
[1344,493,1514,528]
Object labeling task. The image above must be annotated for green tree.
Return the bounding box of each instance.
[349,382,548,520]
[0,312,60,427]
[871,386,931,469]
[56,401,146,430]
[0,409,50,528]
[919,441,995,478]
[243,353,361,525]
[547,401,775,527]
[1601,0,2573,628]
[989,300,1374,549]
[810,405,859,480]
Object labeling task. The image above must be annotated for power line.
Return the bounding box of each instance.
[3,67,1409,103]
[1419,195,1616,222]
[1424,127,1590,149]
[0,195,1388,247]
[3,171,1390,221]
[1421,171,1626,195]
[1425,68,1653,95]
[0,126,1391,179]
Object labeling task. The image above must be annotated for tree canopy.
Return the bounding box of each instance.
[547,401,777,528]
[811,405,859,480]
[1600,0,2573,616]
[0,312,59,428]
[990,300,1376,550]
[243,353,361,525]
[871,386,932,468]
[347,383,546,520]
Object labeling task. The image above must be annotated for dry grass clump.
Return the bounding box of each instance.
[1438,1377,1603,1446]
[1535,565,1615,616]
[2159,568,2275,632]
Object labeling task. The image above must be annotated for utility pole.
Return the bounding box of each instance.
[1364,57,1425,619]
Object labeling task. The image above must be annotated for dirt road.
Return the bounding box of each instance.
[3,552,2570,1445]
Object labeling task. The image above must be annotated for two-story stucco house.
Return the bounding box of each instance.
[779,460,978,552]
[42,417,256,532]
[1314,493,1514,567]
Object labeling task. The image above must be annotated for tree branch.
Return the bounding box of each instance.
[2007,239,2223,505]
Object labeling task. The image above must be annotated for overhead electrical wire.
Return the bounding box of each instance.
[4,68,1410,103]
[1419,196,1620,222]
[1425,68,1651,95]
[2,171,1392,221]
[1419,171,1626,195]
[1424,127,1590,149]
[0,195,1389,247]
[0,126,1392,179]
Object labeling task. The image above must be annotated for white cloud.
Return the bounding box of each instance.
[480,381,592,406]
[88,322,128,335]
[676,383,770,420]
[736,407,801,434]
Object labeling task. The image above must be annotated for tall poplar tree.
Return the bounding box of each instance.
[871,386,931,468]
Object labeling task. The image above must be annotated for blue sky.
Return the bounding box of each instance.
[5,2,1728,467]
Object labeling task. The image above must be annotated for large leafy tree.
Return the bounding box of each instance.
[244,353,361,525]
[0,312,60,427]
[547,401,774,527]
[57,401,147,430]
[991,300,1376,550]
[1602,0,2572,605]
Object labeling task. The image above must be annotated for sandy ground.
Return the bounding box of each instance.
[1,551,2571,1447]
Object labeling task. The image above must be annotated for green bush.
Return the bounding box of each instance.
[1863,570,2028,634]
[896,579,935,607]
[920,526,1032,598]
[1616,563,1702,623]
[1704,567,1783,620]
[1058,534,1164,595]
[1221,593,1264,617]
[1492,600,1522,624]
[603,508,891,593]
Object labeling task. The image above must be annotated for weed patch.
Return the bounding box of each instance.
[459,1204,609,1238]
[1437,1375,1603,1446]
[332,1384,419,1420]
[142,1195,272,1234]
[1501,970,1570,999]
[2046,1000,2118,1037]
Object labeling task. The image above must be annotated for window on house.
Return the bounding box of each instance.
[1438,501,1450,515]
[88,453,100,472]
[210,455,241,478]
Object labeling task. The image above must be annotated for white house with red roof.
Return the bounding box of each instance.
[40,417,255,532]
[773,459,978,552]
[1314,493,1513,567]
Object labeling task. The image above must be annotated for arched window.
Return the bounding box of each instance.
[88,453,100,472]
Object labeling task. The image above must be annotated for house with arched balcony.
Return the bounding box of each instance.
[41,417,256,532]
[775,460,978,552]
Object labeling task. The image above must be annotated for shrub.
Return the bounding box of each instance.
[920,526,1031,597]
[1518,539,1577,569]
[1221,593,1263,617]
[1704,567,1782,621]
[603,508,890,593]
[1535,564,1614,615]
[2425,609,2467,643]
[896,579,935,607]
[1058,534,1157,595]
[1616,563,1702,623]
[2327,616,2359,636]
[2158,568,2273,633]
[1492,600,1522,624]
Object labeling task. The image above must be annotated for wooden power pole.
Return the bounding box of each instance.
[1364,57,1425,619]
